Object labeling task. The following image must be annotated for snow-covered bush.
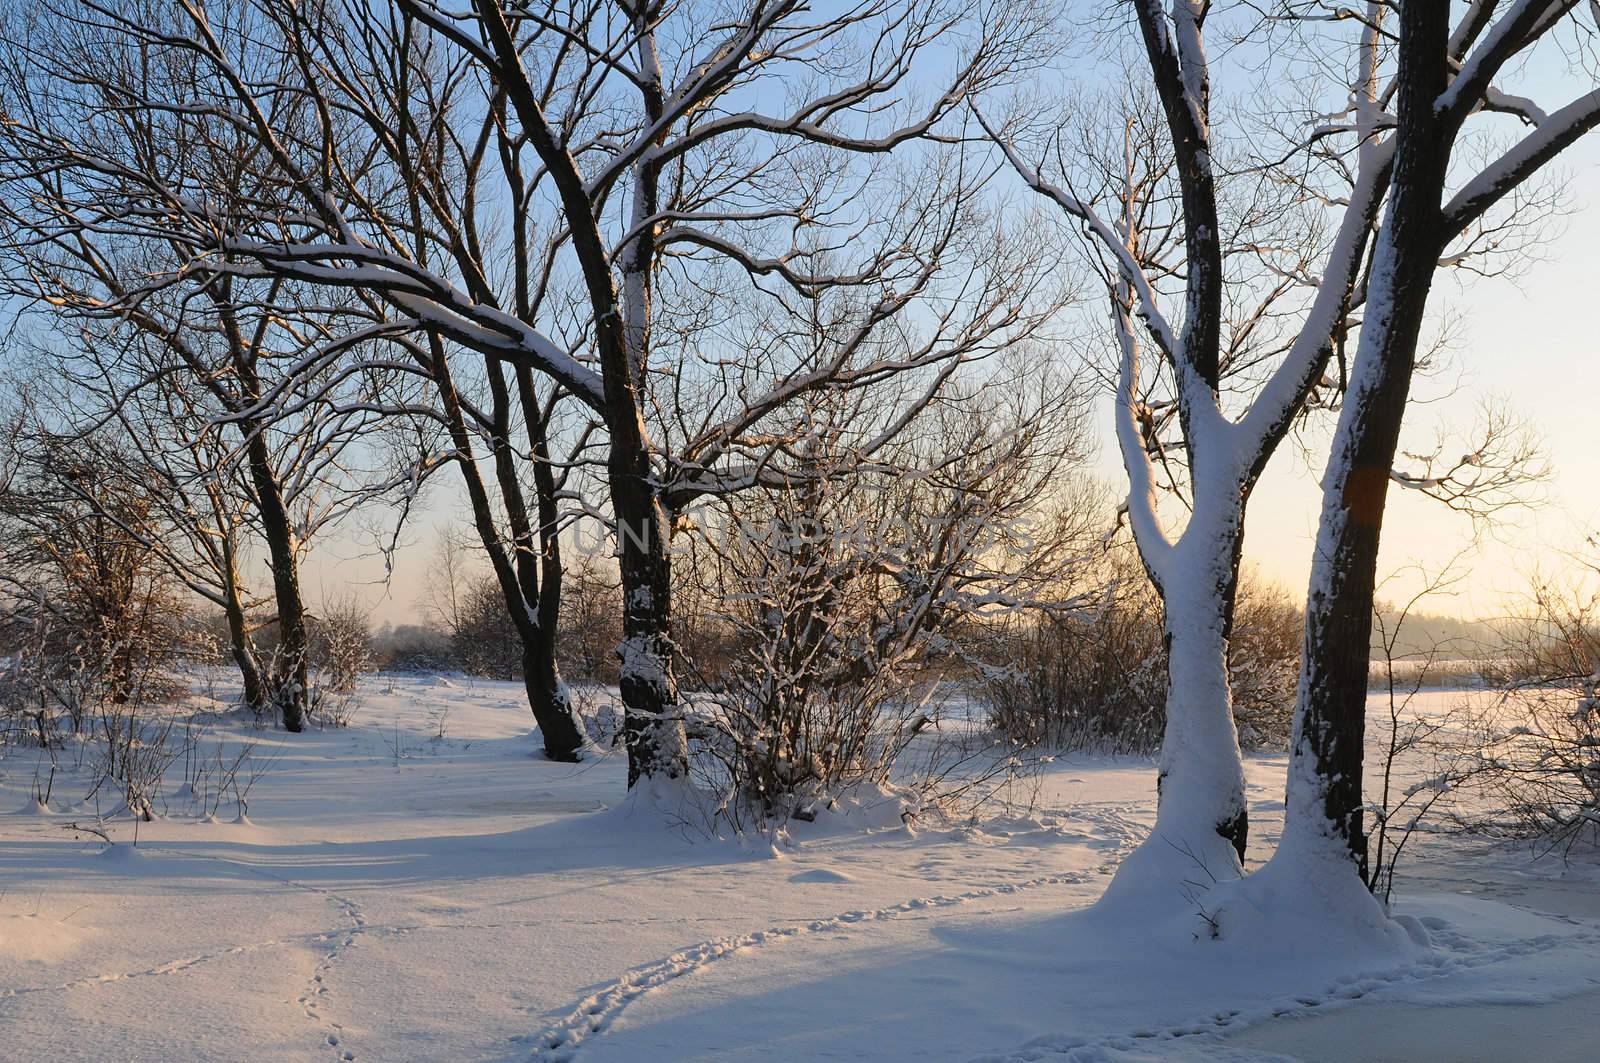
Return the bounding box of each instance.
[681,476,947,829]
[0,432,187,745]
[87,699,180,821]
[309,594,373,695]
[1466,563,1600,852]
[678,382,1095,830]
[0,620,105,745]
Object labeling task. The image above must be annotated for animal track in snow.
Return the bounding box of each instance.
[524,869,1111,1061]
[969,921,1600,1062]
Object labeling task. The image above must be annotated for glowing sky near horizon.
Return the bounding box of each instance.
[300,20,1600,628]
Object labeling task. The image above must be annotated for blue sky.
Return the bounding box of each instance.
[302,8,1600,625]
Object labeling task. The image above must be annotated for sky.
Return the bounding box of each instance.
[1233,138,1600,622]
[294,11,1600,628]
[324,175,1600,631]
[0,4,1588,633]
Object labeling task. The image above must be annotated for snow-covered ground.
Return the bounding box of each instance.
[2,676,1596,1062]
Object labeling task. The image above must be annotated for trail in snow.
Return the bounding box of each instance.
[133,843,371,1062]
[299,886,365,1062]
[522,871,1105,1062]
[0,935,302,1000]
[972,919,1600,1062]
[523,802,1144,1062]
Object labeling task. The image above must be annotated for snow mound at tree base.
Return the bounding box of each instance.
[1197,841,1427,963]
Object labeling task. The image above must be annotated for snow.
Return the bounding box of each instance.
[2,679,1598,1061]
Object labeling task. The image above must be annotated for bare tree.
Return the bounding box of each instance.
[0,12,432,732]
[25,368,273,713]
[985,1,1597,897]
[982,3,1401,885]
[0,0,1058,785]
[1281,1,1600,889]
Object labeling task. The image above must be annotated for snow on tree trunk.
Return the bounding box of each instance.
[615,504,687,788]
[1102,493,1250,907]
[613,49,688,787]
[1157,544,1249,859]
[1277,0,1452,884]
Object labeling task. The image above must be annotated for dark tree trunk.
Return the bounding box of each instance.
[611,27,687,788]
[478,1,685,784]
[243,426,309,733]
[217,288,310,734]
[612,457,681,788]
[219,541,265,712]
[522,632,575,751]
[1291,2,1454,880]
[522,366,587,761]
[426,338,584,761]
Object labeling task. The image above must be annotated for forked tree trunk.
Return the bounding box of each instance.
[1104,489,1254,904]
[473,494,586,762]
[475,1,687,785]
[524,367,586,762]
[426,339,585,761]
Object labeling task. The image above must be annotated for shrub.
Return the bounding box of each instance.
[983,557,1302,753]
[450,576,523,680]
[1462,562,1600,852]
[308,594,372,694]
[675,383,1095,830]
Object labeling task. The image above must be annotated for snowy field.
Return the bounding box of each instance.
[2,675,1597,1062]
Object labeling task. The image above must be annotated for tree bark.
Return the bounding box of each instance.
[243,426,310,733]
[612,17,687,787]
[474,0,687,784]
[1286,1,1453,879]
[219,538,265,713]
[613,448,685,788]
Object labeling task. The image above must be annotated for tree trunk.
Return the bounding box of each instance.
[1103,492,1251,905]
[469,469,585,762]
[1156,526,1249,862]
[613,457,685,788]
[425,338,585,760]
[244,427,309,733]
[220,544,265,713]
[107,650,135,706]
[523,366,585,762]
[611,36,687,787]
[1284,1,1452,878]
[522,633,579,760]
